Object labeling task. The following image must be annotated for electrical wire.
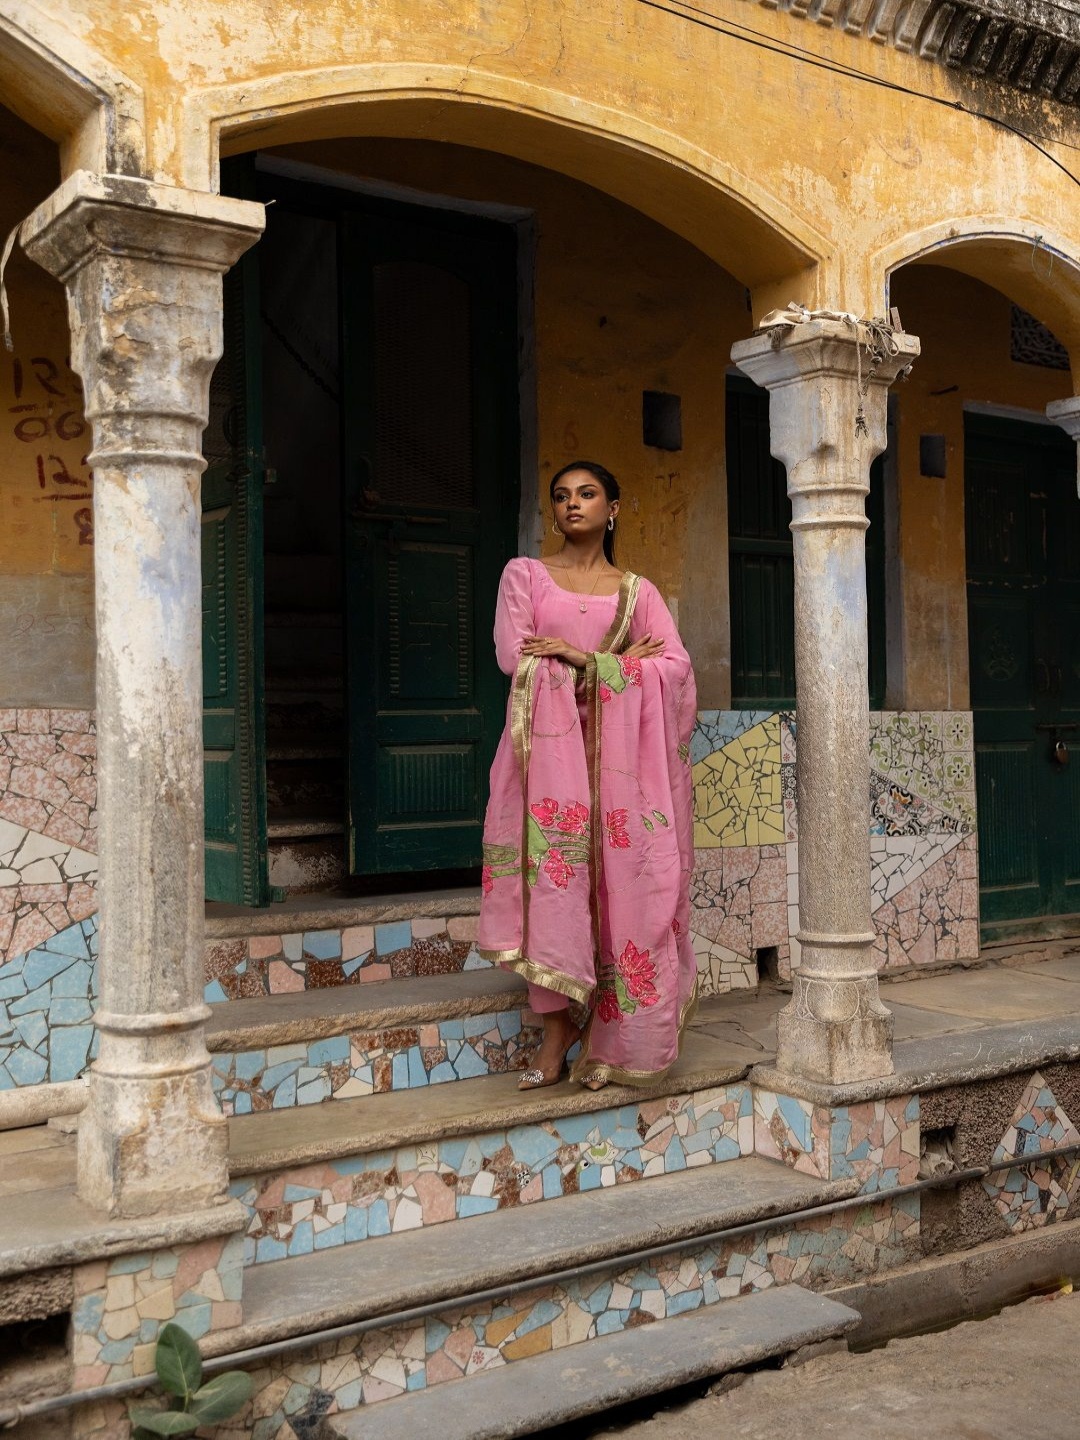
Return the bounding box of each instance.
[635,0,1080,188]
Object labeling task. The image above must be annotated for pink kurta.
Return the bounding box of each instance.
[478,556,699,1086]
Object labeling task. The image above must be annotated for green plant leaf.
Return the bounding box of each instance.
[127,1408,200,1436]
[154,1323,203,1400]
[189,1371,254,1423]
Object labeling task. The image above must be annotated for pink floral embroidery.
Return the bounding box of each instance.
[530,797,560,826]
[618,655,643,686]
[543,849,575,889]
[606,808,631,849]
[482,865,494,895]
[599,683,613,704]
[616,940,659,1007]
[557,801,589,836]
[596,984,622,1024]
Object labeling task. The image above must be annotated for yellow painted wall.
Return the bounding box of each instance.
[19,0,1080,342]
[0,103,94,706]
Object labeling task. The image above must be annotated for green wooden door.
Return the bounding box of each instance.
[201,244,270,906]
[966,415,1080,933]
[342,207,519,876]
[727,374,887,708]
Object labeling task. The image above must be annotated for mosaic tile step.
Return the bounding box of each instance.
[227,1030,749,1178]
[231,1082,757,1264]
[208,972,543,1111]
[331,1285,860,1440]
[204,900,487,1002]
[210,1158,851,1352]
[209,1163,911,1436]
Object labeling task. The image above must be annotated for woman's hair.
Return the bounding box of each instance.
[550,460,620,565]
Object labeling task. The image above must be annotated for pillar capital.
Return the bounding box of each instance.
[22,174,263,1218]
[731,315,919,1087]
[23,171,263,461]
[732,317,920,470]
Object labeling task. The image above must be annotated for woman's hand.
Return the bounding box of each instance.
[622,633,666,660]
[522,636,589,668]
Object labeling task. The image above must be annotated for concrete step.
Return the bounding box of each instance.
[226,1032,755,1265]
[331,1284,860,1439]
[206,969,538,1112]
[266,813,345,842]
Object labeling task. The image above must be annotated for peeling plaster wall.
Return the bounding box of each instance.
[0,103,94,709]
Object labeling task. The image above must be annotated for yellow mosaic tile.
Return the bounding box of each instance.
[693,715,783,848]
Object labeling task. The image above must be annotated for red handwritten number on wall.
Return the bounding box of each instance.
[11,355,92,545]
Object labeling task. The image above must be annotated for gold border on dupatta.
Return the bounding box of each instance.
[477,949,593,1006]
[499,572,648,1023]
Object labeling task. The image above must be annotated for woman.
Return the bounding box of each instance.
[477,461,699,1091]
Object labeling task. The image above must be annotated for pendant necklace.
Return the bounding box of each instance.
[560,562,606,613]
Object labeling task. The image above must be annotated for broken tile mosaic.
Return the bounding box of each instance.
[71,1232,245,1389]
[231,1085,754,1263]
[753,1091,920,1192]
[224,1193,919,1436]
[0,913,98,1088]
[212,1008,545,1113]
[983,1070,1080,1232]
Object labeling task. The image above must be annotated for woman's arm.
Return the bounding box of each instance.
[494,559,537,675]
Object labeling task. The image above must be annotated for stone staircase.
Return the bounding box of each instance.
[1,897,923,1437]
[187,899,881,1434]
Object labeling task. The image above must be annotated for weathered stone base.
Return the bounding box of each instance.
[77,1068,230,1218]
[775,989,895,1087]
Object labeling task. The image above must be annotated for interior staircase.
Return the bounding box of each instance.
[263,553,347,896]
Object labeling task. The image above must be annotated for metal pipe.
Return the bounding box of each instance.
[4,1139,1079,1428]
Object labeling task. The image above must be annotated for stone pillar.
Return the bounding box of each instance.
[22,172,264,1217]
[1047,397,1080,493]
[731,317,920,1085]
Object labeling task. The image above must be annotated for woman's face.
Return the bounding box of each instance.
[552,470,618,540]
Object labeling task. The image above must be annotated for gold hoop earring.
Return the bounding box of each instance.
[552,521,562,536]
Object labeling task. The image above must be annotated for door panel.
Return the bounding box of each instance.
[201,246,270,906]
[966,416,1078,929]
[343,208,519,876]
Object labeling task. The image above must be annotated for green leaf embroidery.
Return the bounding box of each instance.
[594,652,628,693]
[525,814,548,886]
[483,842,518,866]
[612,972,636,1016]
[641,816,654,832]
[154,1323,202,1401]
[189,1372,254,1424]
[652,809,669,827]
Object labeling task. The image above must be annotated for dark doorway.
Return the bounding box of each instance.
[966,413,1080,936]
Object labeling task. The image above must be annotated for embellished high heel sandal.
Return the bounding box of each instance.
[518,1025,581,1091]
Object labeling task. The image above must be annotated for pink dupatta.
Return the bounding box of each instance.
[478,563,699,1085]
